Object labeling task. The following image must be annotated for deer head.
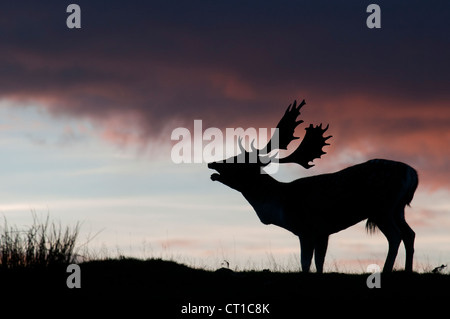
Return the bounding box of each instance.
[208,99,332,192]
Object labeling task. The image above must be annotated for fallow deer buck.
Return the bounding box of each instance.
[208,99,418,273]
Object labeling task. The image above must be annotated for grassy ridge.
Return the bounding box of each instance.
[0,216,448,313]
[0,215,79,268]
[1,258,449,302]
[78,259,450,300]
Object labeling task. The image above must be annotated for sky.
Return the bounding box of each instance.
[0,0,449,272]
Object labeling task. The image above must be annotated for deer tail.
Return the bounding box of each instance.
[365,218,378,234]
[365,164,418,234]
[404,166,418,207]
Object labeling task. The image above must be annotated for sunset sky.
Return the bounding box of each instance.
[0,1,449,271]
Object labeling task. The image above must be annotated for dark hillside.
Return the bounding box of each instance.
[1,258,448,314]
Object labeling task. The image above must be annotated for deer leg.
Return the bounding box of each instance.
[378,219,402,273]
[398,217,415,272]
[314,236,329,274]
[299,236,314,273]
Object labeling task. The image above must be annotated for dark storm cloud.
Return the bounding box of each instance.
[1,1,449,127]
[0,1,449,190]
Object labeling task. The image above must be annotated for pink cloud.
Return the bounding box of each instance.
[0,1,448,193]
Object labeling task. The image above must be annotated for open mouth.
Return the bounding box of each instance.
[208,163,220,181]
[210,173,220,181]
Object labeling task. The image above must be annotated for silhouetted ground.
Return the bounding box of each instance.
[0,258,448,314]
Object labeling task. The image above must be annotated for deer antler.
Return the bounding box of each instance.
[278,123,331,169]
[262,99,331,169]
[261,99,305,154]
[246,99,331,169]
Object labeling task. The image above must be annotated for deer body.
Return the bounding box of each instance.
[208,100,418,273]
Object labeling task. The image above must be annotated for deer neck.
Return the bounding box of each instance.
[241,175,288,229]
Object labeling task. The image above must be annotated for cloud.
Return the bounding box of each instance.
[0,1,449,189]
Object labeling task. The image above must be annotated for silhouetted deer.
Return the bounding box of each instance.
[208,100,418,273]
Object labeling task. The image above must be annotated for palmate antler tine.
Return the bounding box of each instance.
[278,123,332,169]
[261,99,306,154]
